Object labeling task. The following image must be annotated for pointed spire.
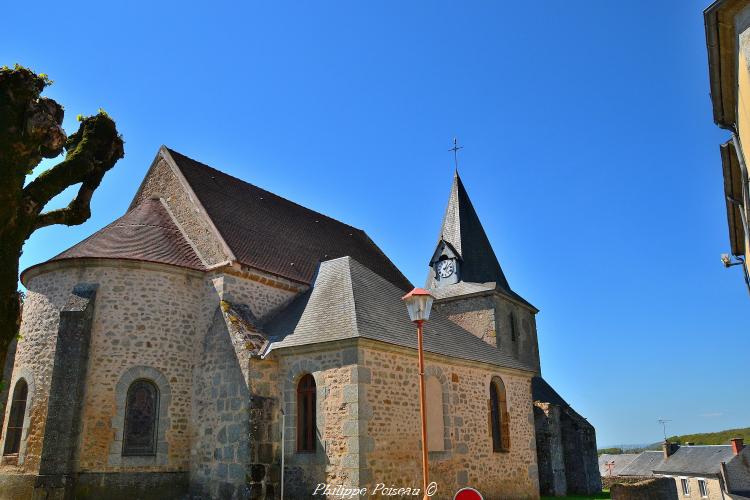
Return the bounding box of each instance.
[432,171,510,289]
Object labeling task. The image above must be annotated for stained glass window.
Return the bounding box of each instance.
[122,379,159,456]
[3,379,28,455]
[297,374,316,452]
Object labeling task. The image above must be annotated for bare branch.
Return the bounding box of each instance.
[23,112,124,217]
[33,178,97,229]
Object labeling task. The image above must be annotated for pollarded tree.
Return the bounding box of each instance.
[0,65,124,389]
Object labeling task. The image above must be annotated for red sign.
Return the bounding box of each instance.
[454,487,483,500]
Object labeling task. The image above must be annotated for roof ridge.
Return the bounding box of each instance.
[340,257,360,338]
[166,147,365,232]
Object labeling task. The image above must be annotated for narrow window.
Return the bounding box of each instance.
[698,479,708,498]
[509,312,517,342]
[681,478,690,496]
[122,379,159,456]
[425,376,445,452]
[297,374,316,453]
[3,379,28,455]
[489,377,510,452]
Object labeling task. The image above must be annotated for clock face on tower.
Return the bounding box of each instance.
[437,259,455,279]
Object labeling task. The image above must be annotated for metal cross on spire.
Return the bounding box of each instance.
[449,137,463,171]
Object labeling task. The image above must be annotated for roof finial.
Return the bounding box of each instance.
[449,137,463,173]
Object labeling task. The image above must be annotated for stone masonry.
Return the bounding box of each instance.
[361,342,539,499]
[33,283,98,499]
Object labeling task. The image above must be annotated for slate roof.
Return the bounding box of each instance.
[531,376,594,433]
[619,451,665,477]
[47,198,205,271]
[427,171,510,289]
[167,148,412,291]
[263,256,534,372]
[431,281,537,312]
[425,171,535,310]
[599,454,639,477]
[653,446,737,476]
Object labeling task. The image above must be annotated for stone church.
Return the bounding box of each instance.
[0,146,600,499]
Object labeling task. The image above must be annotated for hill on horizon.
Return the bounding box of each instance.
[664,427,749,446]
[599,427,749,455]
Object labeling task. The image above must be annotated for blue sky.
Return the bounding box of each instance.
[3,0,747,447]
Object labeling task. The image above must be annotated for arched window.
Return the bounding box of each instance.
[489,377,510,452]
[122,379,159,456]
[297,374,316,453]
[3,379,28,455]
[425,376,445,452]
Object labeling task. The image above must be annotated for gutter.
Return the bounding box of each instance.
[730,133,750,297]
[705,1,729,127]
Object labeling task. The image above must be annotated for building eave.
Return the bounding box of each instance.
[704,0,745,129]
[720,140,746,256]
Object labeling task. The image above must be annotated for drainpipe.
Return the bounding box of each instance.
[719,461,730,499]
[280,408,285,499]
[730,133,750,296]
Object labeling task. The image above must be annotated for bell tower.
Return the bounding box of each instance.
[426,170,541,373]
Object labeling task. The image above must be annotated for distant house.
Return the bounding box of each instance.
[605,439,750,499]
[598,453,638,478]
[618,451,666,479]
[620,451,664,478]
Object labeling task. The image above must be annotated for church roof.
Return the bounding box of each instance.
[430,280,537,312]
[532,376,590,425]
[47,198,205,271]
[167,148,412,291]
[432,171,510,288]
[263,256,534,372]
[426,171,536,310]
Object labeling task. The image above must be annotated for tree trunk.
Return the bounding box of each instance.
[0,238,20,459]
[0,241,22,396]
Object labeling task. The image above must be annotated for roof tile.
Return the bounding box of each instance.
[50,198,205,271]
[167,148,412,290]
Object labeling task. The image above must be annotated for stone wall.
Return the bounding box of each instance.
[189,268,299,499]
[360,342,539,500]
[601,476,650,489]
[132,155,227,266]
[558,409,600,495]
[190,306,253,499]
[432,294,497,347]
[220,269,301,323]
[278,347,358,499]
[34,284,98,498]
[0,338,17,440]
[432,291,540,374]
[0,266,71,475]
[247,357,282,500]
[534,403,566,496]
[2,260,204,481]
[495,294,541,374]
[610,477,678,500]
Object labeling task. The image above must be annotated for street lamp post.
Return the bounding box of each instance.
[401,287,434,500]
